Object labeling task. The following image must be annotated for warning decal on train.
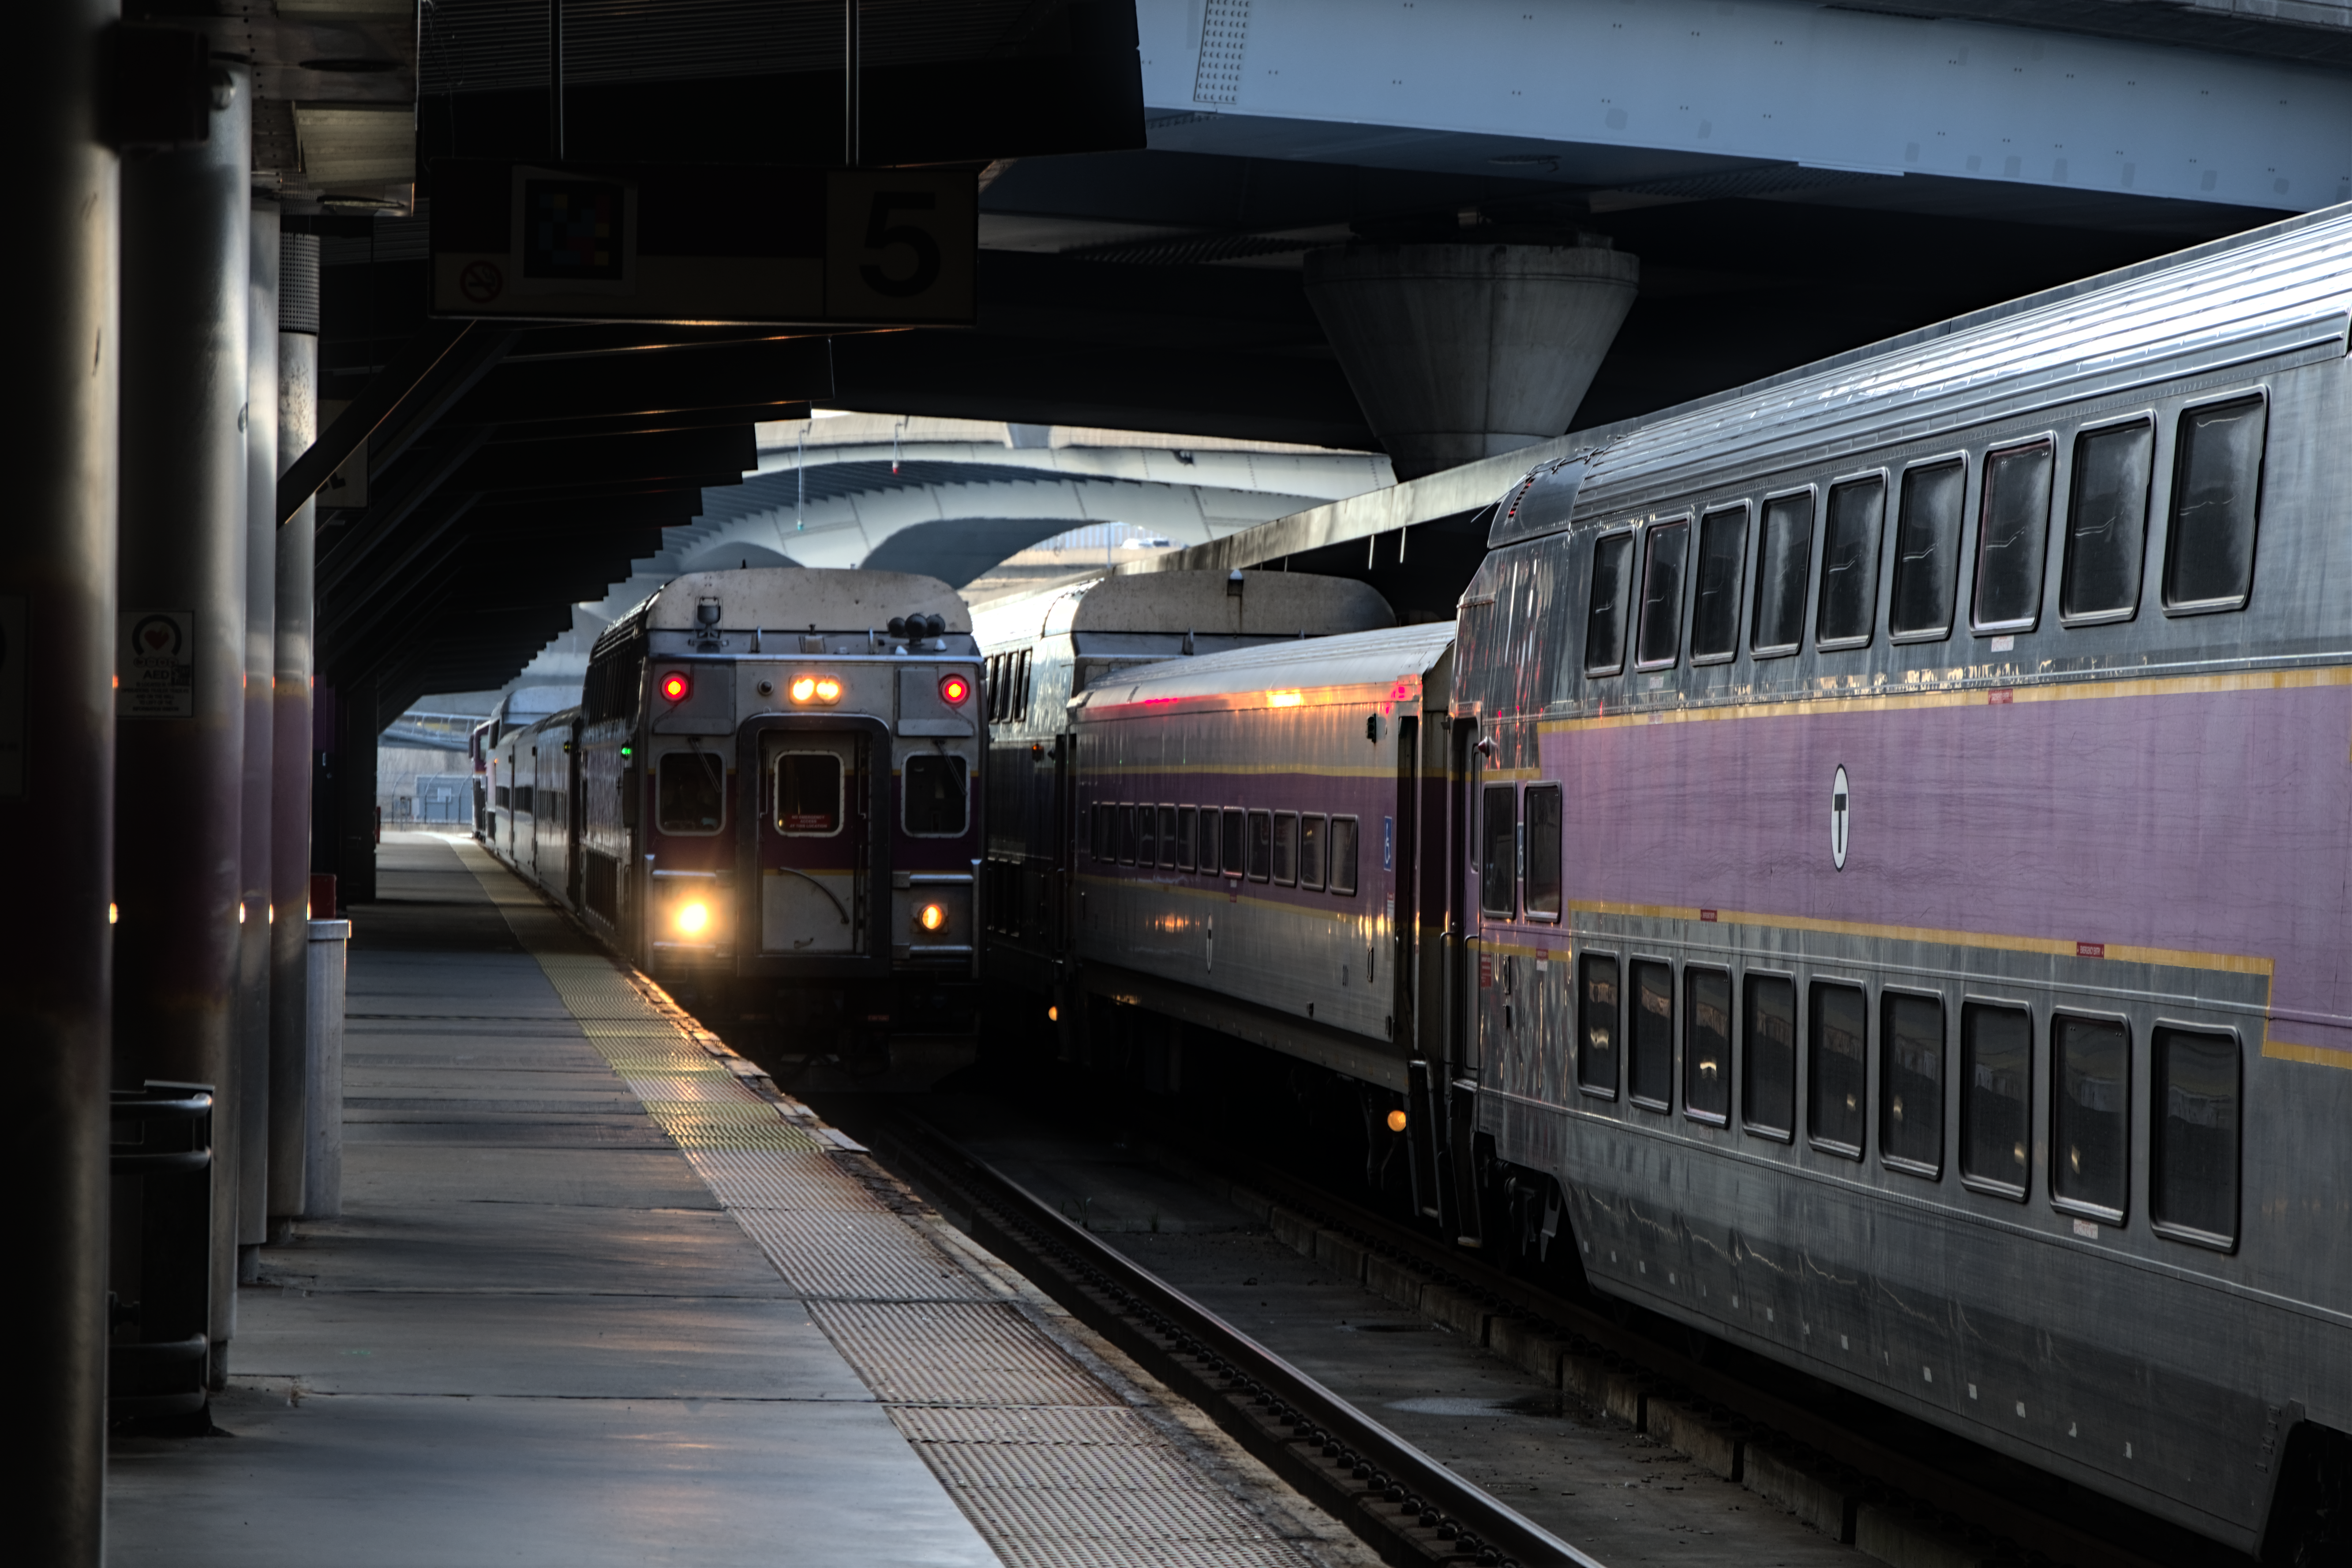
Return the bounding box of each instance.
[120,610,193,719]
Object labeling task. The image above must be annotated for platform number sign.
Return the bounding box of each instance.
[826,171,976,322]
[1831,765,1850,871]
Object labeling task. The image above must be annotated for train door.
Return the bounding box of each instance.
[758,729,869,956]
[1446,715,1483,1243]
[566,720,585,910]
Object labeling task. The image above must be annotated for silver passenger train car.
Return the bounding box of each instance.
[971,569,1394,1004]
[979,205,2352,1554]
[486,568,985,1089]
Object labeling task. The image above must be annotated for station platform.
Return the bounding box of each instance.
[108,833,1356,1568]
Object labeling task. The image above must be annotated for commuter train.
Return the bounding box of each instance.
[484,569,984,1089]
[978,206,2352,1557]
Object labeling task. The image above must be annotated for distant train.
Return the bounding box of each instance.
[976,207,2352,1557]
[483,569,984,1089]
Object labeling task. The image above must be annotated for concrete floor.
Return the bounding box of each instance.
[107,837,994,1568]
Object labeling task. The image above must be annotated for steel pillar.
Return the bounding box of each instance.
[115,59,251,1392]
[236,199,278,1280]
[269,233,318,1228]
[2,2,118,1556]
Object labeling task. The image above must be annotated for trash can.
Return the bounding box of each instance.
[108,1083,213,1422]
[304,917,350,1218]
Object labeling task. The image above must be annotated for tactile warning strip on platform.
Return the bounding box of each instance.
[449,841,1324,1568]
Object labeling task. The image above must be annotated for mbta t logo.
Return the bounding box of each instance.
[1831,764,1850,871]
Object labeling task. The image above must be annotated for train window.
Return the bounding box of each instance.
[1684,967,1732,1124]
[985,655,1000,720]
[1272,812,1298,885]
[494,784,511,808]
[1135,804,1155,867]
[2052,1013,2130,1221]
[1690,505,1746,662]
[1523,785,1562,920]
[775,752,843,835]
[1196,807,1218,874]
[1300,814,1326,891]
[2165,394,2267,612]
[1329,816,1360,896]
[1578,954,1621,1098]
[2062,419,2153,621]
[1176,806,1197,871]
[1743,974,1796,1139]
[1629,960,1674,1110]
[1157,805,1178,868]
[1960,1003,2031,1199]
[1221,808,1245,876]
[1880,990,1945,1177]
[1890,459,1966,639]
[1016,650,1032,721]
[1752,491,1813,655]
[1118,804,1138,865]
[656,751,726,834]
[1247,810,1273,882]
[903,755,968,836]
[1584,531,1634,677]
[1636,520,1689,669]
[1816,476,1885,649]
[1479,786,1516,918]
[2151,1025,2239,1248]
[1809,981,1867,1158]
[1973,440,2054,632]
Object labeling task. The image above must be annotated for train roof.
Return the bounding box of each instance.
[973,569,1394,646]
[1073,622,1455,715]
[595,567,966,657]
[1498,201,2352,548]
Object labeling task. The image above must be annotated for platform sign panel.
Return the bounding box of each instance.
[430,160,975,327]
[120,610,194,719]
[0,596,22,797]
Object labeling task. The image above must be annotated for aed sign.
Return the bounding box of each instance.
[120,610,194,719]
[429,160,975,327]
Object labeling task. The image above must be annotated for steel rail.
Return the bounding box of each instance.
[1198,1149,2236,1568]
[864,1108,1607,1568]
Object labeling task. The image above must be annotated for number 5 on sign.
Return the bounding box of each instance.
[825,170,977,324]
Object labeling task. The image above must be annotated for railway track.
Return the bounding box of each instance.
[836,1093,2249,1568]
[851,1103,1603,1568]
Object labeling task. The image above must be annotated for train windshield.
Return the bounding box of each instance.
[904,754,969,836]
[657,751,727,834]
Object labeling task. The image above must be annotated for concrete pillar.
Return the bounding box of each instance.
[269,232,318,1228]
[2,3,117,1555]
[1302,241,1639,480]
[236,200,279,1280]
[115,59,251,1391]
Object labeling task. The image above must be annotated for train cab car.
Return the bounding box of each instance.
[1453,208,2352,1555]
[575,568,983,1090]
[972,569,1395,1003]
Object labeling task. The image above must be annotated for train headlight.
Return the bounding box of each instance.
[789,676,816,703]
[814,677,841,703]
[916,902,947,933]
[1385,1109,1408,1134]
[659,671,692,703]
[789,674,842,705]
[675,899,712,936]
[939,673,970,706]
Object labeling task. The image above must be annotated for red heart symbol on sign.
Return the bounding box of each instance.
[144,627,171,650]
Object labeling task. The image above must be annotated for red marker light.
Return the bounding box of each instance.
[659,672,692,703]
[939,673,971,706]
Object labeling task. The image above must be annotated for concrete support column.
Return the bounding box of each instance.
[115,59,251,1392]
[2,3,117,1556]
[269,233,318,1228]
[1302,242,1639,480]
[236,200,279,1280]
